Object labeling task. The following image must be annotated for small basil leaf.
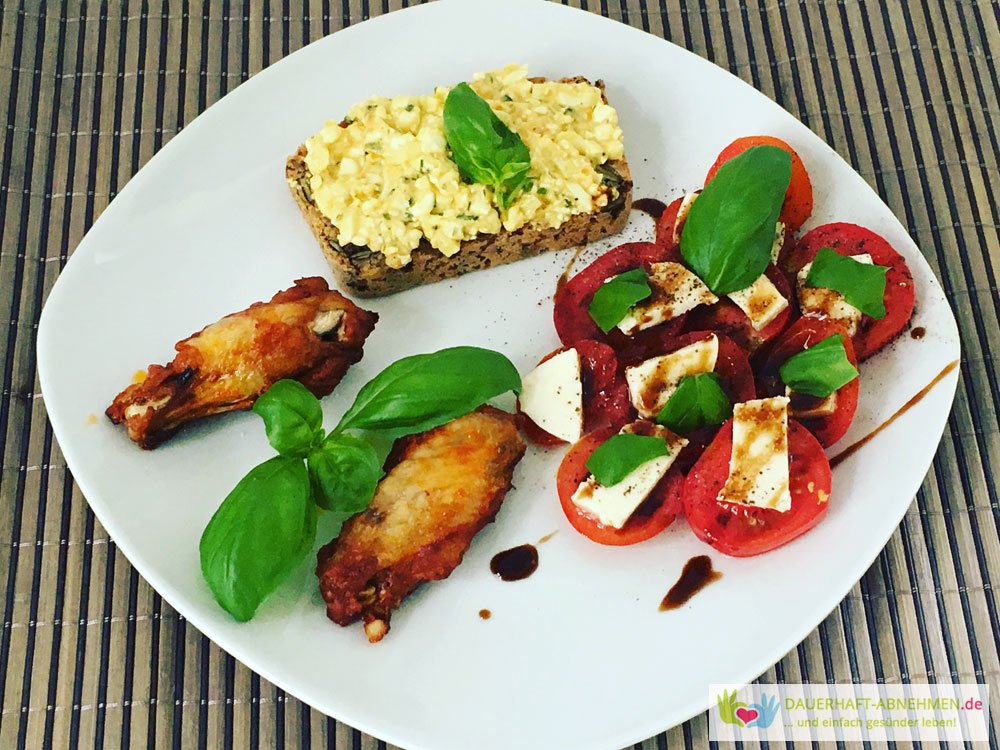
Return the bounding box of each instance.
[307,433,382,513]
[656,373,732,434]
[199,456,316,622]
[680,145,792,294]
[335,346,521,435]
[585,433,669,487]
[443,82,532,210]
[779,334,860,398]
[805,246,889,319]
[252,380,324,457]
[587,268,652,333]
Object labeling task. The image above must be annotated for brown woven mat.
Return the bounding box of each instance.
[2,1,998,748]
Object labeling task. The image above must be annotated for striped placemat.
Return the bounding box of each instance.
[1,1,997,748]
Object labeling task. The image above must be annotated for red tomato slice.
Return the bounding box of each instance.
[683,419,831,557]
[684,265,796,355]
[782,222,915,360]
[755,317,859,447]
[517,340,631,446]
[556,426,685,546]
[654,196,685,251]
[552,242,684,354]
[705,135,814,233]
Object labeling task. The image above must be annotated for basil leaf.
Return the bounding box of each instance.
[585,433,669,487]
[779,334,859,398]
[335,346,521,435]
[307,433,382,513]
[587,268,652,333]
[443,83,532,209]
[656,373,732,434]
[252,380,325,457]
[805,247,888,319]
[199,456,316,622]
[680,145,792,294]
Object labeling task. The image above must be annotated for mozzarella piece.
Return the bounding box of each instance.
[672,190,701,244]
[797,253,873,336]
[519,348,583,442]
[625,335,719,418]
[716,396,791,512]
[726,272,789,331]
[571,422,688,529]
[616,262,718,335]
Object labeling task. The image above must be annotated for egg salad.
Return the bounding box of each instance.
[301,64,626,269]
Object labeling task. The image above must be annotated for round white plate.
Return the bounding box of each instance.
[37,1,960,748]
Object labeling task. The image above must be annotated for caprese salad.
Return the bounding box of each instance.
[518,137,916,556]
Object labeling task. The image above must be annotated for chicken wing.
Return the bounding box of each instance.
[316,405,526,642]
[107,277,378,448]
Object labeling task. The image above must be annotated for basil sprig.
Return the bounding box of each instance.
[585,433,669,487]
[588,268,652,333]
[779,334,859,398]
[805,247,888,319]
[656,373,732,434]
[680,145,792,294]
[443,82,531,210]
[200,348,521,622]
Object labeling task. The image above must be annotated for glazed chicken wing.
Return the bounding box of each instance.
[316,406,526,643]
[107,277,377,448]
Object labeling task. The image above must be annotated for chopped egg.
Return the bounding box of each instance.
[727,272,788,331]
[301,64,626,269]
[716,396,791,512]
[616,262,718,335]
[625,335,719,418]
[797,253,873,335]
[571,421,688,529]
[518,348,583,442]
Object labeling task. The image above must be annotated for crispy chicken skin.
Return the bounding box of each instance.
[106,277,377,448]
[316,406,526,642]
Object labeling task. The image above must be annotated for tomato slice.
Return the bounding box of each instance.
[782,222,915,360]
[517,340,631,446]
[552,242,685,354]
[683,265,796,356]
[556,426,685,546]
[683,419,831,556]
[755,317,859,447]
[654,196,685,251]
[705,135,814,233]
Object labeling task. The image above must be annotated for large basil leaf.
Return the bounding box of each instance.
[199,456,316,622]
[443,83,532,209]
[680,145,791,294]
[335,346,521,435]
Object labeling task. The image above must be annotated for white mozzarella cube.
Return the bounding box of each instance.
[716,396,792,512]
[625,335,719,419]
[518,348,583,442]
[727,272,789,331]
[616,262,718,336]
[796,253,873,336]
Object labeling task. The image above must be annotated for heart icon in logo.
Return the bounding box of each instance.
[735,706,759,726]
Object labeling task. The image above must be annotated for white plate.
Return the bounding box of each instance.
[37,1,960,748]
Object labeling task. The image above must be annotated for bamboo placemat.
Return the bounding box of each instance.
[1,1,998,748]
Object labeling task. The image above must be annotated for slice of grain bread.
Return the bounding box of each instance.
[286,79,633,297]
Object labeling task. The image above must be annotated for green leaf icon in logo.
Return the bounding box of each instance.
[716,689,749,726]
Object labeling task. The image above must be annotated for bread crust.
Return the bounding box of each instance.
[285,80,632,297]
